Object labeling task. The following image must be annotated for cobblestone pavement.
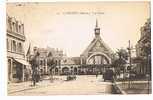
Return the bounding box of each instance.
[8,75,113,96]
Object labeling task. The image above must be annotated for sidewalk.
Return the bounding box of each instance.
[8,81,35,94]
[8,76,64,94]
[115,80,152,94]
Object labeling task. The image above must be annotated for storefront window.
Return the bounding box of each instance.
[8,59,11,81]
[12,62,17,78]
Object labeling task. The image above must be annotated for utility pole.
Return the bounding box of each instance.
[127,40,132,88]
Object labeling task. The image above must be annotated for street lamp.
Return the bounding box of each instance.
[127,40,132,88]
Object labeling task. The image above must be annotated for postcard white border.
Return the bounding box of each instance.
[0,0,152,100]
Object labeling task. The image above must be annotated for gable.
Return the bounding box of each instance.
[89,40,107,52]
[81,36,113,57]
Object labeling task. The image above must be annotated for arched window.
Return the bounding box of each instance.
[44,59,46,66]
[87,54,110,65]
[21,24,24,34]
[18,43,22,53]
[12,40,16,52]
[40,60,43,65]
[12,22,16,33]
[16,22,18,33]
[18,25,21,33]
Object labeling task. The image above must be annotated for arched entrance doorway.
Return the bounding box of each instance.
[87,52,111,65]
[62,67,69,75]
[74,67,77,75]
[86,52,111,74]
[55,67,58,75]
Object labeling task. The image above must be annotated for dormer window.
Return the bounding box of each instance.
[19,25,21,33]
[12,22,16,32]
[16,22,18,32]
[21,24,24,34]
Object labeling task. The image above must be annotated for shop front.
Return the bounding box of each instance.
[8,58,29,83]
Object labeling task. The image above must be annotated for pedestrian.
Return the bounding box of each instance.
[96,73,98,78]
[96,71,98,78]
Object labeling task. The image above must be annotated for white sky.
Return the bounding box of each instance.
[7,2,150,57]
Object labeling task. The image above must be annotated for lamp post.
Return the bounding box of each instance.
[127,40,132,88]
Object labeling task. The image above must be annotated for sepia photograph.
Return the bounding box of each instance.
[6,1,151,95]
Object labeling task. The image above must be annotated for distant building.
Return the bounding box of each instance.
[56,57,80,75]
[80,20,113,65]
[7,15,29,82]
[135,18,151,75]
[32,46,81,75]
[54,20,114,75]
[36,47,48,75]
[46,47,65,74]
[32,47,65,75]
[71,57,81,65]
[80,20,113,74]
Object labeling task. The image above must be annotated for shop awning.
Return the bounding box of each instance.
[14,58,29,66]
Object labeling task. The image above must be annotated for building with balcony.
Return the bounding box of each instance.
[7,15,29,82]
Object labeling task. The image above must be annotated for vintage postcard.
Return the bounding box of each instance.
[6,1,151,95]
